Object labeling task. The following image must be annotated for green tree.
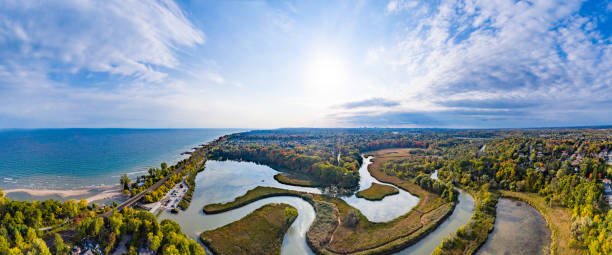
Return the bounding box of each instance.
[28,238,51,255]
[120,174,131,190]
[0,235,9,254]
[147,232,163,252]
[52,233,68,255]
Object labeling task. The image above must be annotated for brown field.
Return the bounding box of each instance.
[200,203,298,255]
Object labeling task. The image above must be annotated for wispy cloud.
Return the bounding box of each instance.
[339,97,400,109]
[338,0,612,127]
[0,0,204,82]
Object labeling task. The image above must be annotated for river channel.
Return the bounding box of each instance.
[159,159,476,254]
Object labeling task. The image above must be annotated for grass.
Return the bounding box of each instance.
[356,183,399,201]
[274,173,317,187]
[203,186,304,214]
[200,203,298,255]
[321,148,453,254]
[500,191,582,255]
[202,148,456,254]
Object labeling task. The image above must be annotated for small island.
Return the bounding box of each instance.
[274,173,317,187]
[200,203,298,255]
[356,183,399,200]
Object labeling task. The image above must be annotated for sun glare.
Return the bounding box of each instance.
[305,49,348,92]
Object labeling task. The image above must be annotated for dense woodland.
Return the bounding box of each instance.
[435,130,612,254]
[0,189,203,254]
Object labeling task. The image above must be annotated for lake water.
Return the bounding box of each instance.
[160,158,476,254]
[477,198,551,255]
[0,129,238,190]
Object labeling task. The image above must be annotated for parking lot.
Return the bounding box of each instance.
[160,179,188,210]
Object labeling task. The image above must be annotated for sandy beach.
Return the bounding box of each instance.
[4,185,126,203]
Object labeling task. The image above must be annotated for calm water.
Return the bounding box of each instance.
[477,198,551,255]
[160,158,475,255]
[158,160,321,255]
[340,156,419,222]
[0,129,237,190]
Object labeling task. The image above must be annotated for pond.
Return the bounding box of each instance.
[477,198,551,255]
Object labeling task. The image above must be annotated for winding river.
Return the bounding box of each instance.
[159,159,476,254]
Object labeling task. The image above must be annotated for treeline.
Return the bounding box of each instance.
[437,135,611,254]
[0,189,204,254]
[414,174,456,203]
[178,160,206,210]
[100,208,204,254]
[433,186,498,255]
[208,144,361,189]
[0,189,92,254]
[120,147,208,204]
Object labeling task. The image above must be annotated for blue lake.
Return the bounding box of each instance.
[0,128,238,190]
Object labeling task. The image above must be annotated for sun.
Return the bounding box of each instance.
[304,49,348,92]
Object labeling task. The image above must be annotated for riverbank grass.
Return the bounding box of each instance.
[274,173,317,187]
[203,186,304,214]
[500,191,582,255]
[202,148,456,254]
[356,183,399,200]
[200,203,298,255]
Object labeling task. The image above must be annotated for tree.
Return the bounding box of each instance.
[0,235,9,254]
[161,162,168,170]
[121,174,131,190]
[25,227,37,243]
[52,233,68,255]
[28,238,51,255]
[13,229,24,250]
[148,232,163,252]
[163,245,180,255]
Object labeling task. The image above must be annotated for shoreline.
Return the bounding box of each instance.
[4,185,126,203]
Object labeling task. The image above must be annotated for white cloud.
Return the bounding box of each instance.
[386,0,418,14]
[339,0,612,127]
[0,0,204,82]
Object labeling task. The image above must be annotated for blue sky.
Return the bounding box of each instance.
[0,0,611,128]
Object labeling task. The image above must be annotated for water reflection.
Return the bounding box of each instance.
[341,156,419,222]
[477,198,551,255]
[159,158,476,255]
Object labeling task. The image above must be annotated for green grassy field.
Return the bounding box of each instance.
[274,173,317,187]
[356,183,399,200]
[200,203,298,255]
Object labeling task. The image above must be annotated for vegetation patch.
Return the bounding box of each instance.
[202,148,458,255]
[200,203,298,255]
[356,183,399,201]
[432,187,498,255]
[501,191,582,255]
[274,173,317,187]
[178,160,206,210]
[203,186,305,214]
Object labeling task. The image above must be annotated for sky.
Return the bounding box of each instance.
[0,0,611,129]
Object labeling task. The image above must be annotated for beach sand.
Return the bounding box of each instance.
[4,185,126,203]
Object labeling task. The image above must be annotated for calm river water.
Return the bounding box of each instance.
[477,198,551,255]
[159,159,476,254]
